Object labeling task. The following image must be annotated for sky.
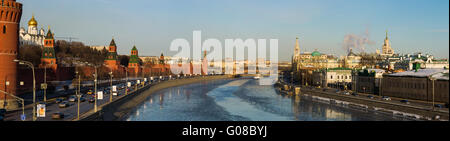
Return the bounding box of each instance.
[20,0,449,61]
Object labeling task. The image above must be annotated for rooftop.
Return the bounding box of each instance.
[386,68,449,80]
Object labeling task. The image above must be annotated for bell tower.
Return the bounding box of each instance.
[0,0,23,110]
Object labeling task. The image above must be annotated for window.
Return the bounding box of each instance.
[2,25,5,34]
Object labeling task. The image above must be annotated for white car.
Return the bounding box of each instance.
[382,96,391,101]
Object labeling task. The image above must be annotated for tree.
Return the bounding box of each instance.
[18,45,42,67]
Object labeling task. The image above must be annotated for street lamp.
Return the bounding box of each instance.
[43,64,48,103]
[120,65,129,95]
[86,64,99,112]
[429,76,436,111]
[93,66,98,112]
[14,59,36,121]
[109,71,113,102]
[75,71,81,120]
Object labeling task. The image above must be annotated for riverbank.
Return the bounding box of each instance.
[275,82,449,121]
[78,75,232,121]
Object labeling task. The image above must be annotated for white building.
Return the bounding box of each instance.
[90,46,108,51]
[19,15,46,46]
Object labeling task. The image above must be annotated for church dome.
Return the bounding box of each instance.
[311,51,321,57]
[28,15,38,27]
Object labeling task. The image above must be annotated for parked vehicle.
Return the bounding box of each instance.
[0,109,6,115]
[0,109,6,121]
[351,92,358,96]
[79,97,86,102]
[382,96,391,101]
[434,104,443,108]
[367,95,374,99]
[68,95,77,102]
[445,103,449,108]
[52,112,64,119]
[58,101,69,108]
[55,98,64,104]
[88,97,95,103]
[400,100,410,104]
[343,92,350,95]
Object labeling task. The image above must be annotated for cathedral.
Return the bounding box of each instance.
[19,14,46,46]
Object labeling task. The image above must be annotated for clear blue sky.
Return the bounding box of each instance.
[20,0,449,61]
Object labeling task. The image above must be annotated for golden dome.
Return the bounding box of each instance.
[28,15,38,27]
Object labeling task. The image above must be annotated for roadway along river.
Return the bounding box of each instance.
[125,78,408,121]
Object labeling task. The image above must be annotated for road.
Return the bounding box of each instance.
[4,75,204,121]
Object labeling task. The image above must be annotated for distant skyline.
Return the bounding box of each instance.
[20,0,449,61]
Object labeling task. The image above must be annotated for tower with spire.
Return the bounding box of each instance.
[292,37,301,71]
[381,30,394,56]
[105,38,119,71]
[128,45,140,74]
[39,26,58,71]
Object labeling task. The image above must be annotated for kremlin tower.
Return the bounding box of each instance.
[105,38,119,71]
[128,45,140,74]
[39,27,58,71]
[0,0,23,109]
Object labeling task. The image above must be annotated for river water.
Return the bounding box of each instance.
[125,78,408,121]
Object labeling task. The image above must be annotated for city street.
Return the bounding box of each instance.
[3,75,191,121]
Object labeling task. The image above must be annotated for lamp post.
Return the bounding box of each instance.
[120,65,128,95]
[429,76,436,111]
[93,66,98,112]
[109,71,113,103]
[43,64,47,102]
[75,71,81,120]
[86,63,99,112]
[14,59,36,121]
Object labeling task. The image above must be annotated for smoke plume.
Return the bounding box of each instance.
[342,28,375,54]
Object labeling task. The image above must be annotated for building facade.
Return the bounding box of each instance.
[354,69,385,95]
[382,69,449,103]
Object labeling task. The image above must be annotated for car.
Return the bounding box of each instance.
[58,101,69,108]
[55,98,64,104]
[68,95,77,102]
[87,90,93,95]
[79,97,86,102]
[351,92,358,96]
[367,95,374,99]
[382,96,391,101]
[88,97,95,103]
[52,112,64,119]
[344,92,350,95]
[0,109,6,121]
[434,104,443,108]
[400,100,410,104]
[445,103,449,108]
[0,108,7,116]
